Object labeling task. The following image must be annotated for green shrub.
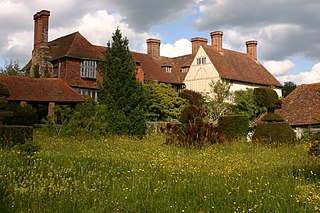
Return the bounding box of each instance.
[252,122,296,145]
[261,113,284,122]
[2,103,38,126]
[179,89,205,109]
[218,115,249,139]
[0,125,33,148]
[307,132,320,157]
[253,88,281,112]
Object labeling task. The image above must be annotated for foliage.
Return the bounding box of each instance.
[261,112,285,122]
[43,100,109,137]
[204,79,232,123]
[143,83,188,121]
[231,89,266,123]
[283,81,297,97]
[307,132,320,157]
[218,115,249,139]
[1,131,319,212]
[0,60,23,76]
[253,87,281,113]
[98,29,146,137]
[0,125,33,148]
[252,122,296,145]
[0,82,10,98]
[15,140,41,158]
[179,89,205,109]
[1,103,38,126]
[166,105,225,147]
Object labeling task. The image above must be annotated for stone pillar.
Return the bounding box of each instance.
[48,102,55,118]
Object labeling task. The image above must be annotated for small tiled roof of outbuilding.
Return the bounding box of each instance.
[0,76,85,103]
[276,83,320,126]
[202,45,282,87]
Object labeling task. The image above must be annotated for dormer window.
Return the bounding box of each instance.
[197,57,207,65]
[181,67,188,73]
[164,66,172,73]
[80,60,97,79]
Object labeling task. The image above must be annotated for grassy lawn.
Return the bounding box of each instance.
[1,130,320,212]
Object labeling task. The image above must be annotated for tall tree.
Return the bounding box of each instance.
[98,29,146,137]
[282,81,296,97]
[0,60,23,76]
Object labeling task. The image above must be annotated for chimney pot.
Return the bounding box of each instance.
[246,40,258,60]
[210,31,223,52]
[146,38,161,57]
[191,37,208,54]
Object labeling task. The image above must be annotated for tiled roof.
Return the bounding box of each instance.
[202,45,282,87]
[49,32,104,60]
[44,31,281,87]
[0,76,85,103]
[132,52,194,84]
[276,83,320,126]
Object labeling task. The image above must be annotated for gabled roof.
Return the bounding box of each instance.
[43,31,281,87]
[0,76,85,103]
[276,83,320,126]
[202,45,282,87]
[49,32,104,60]
[132,52,194,84]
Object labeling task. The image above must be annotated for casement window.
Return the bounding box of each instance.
[80,60,97,79]
[164,66,172,73]
[181,67,188,73]
[196,57,207,65]
[73,87,98,102]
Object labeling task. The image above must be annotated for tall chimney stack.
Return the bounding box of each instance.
[146,38,161,58]
[210,31,223,52]
[191,37,208,54]
[246,40,258,60]
[33,10,50,49]
[31,10,53,78]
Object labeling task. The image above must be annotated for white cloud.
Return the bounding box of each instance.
[277,62,320,84]
[161,38,191,57]
[263,59,295,76]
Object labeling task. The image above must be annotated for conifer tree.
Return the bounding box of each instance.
[98,29,146,137]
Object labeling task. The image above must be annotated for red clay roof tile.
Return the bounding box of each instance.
[276,83,320,126]
[0,76,85,103]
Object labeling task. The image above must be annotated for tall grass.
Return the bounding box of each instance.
[1,131,320,212]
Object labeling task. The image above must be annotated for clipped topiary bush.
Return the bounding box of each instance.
[0,81,10,98]
[252,122,296,145]
[0,125,33,148]
[253,87,281,112]
[2,103,38,126]
[261,112,285,122]
[218,115,249,139]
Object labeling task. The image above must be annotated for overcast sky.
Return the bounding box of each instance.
[1,0,320,85]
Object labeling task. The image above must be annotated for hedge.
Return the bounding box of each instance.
[261,112,285,122]
[0,125,33,148]
[252,122,296,145]
[218,115,249,139]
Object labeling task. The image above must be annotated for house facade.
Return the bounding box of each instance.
[25,10,282,101]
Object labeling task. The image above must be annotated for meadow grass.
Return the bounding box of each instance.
[1,130,320,212]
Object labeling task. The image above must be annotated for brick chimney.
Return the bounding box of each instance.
[33,10,50,48]
[146,38,161,57]
[210,31,223,52]
[191,37,208,54]
[246,40,258,60]
[31,10,53,78]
